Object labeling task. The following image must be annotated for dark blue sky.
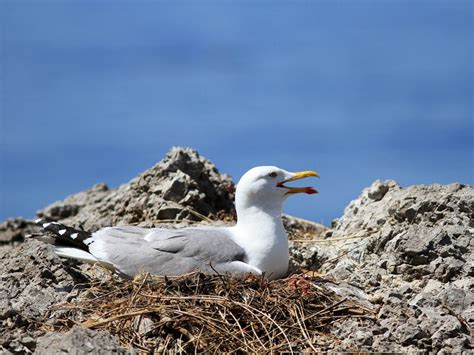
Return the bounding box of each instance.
[1,1,473,225]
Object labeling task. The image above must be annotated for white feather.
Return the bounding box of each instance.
[54,246,115,271]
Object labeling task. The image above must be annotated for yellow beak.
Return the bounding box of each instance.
[276,170,320,194]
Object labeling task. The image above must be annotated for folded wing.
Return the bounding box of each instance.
[88,226,258,278]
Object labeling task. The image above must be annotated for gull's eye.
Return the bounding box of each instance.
[269,172,278,178]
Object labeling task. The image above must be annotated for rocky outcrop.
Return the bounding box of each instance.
[0,147,472,353]
[0,240,89,353]
[37,147,235,232]
[1,147,236,353]
[294,180,473,353]
[0,218,36,245]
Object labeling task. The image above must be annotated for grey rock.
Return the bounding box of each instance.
[36,147,235,232]
[1,148,473,353]
[133,316,155,335]
[288,243,330,273]
[367,180,391,201]
[291,180,473,352]
[0,240,89,353]
[35,327,125,354]
[0,218,36,245]
[0,148,236,354]
[325,281,375,310]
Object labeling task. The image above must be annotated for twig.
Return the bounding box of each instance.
[305,298,348,321]
[293,303,318,352]
[82,309,160,328]
[184,207,214,223]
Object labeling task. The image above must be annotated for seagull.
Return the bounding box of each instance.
[34,166,319,280]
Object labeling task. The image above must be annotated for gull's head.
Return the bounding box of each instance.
[235,166,319,213]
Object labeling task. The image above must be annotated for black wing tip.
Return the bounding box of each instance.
[34,217,92,252]
[35,217,54,226]
[35,218,64,231]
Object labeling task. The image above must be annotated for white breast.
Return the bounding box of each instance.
[229,214,289,280]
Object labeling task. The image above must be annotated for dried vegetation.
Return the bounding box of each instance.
[49,272,373,353]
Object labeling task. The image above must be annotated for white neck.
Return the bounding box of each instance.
[234,181,286,221]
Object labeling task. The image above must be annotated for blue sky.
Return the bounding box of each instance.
[1,1,473,225]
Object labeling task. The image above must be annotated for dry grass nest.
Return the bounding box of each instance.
[48,271,375,353]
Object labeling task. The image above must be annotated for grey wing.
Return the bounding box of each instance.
[88,226,256,278]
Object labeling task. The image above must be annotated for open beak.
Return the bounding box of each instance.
[276,170,320,195]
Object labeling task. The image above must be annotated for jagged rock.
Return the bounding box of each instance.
[326,181,473,283]
[36,147,235,231]
[35,327,125,354]
[299,180,474,353]
[288,244,330,273]
[0,218,36,245]
[0,147,236,353]
[0,147,472,353]
[367,180,392,201]
[0,240,89,353]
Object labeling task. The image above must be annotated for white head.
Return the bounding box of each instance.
[235,166,319,218]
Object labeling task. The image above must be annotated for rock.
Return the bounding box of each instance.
[1,147,472,353]
[0,218,36,245]
[0,240,89,353]
[285,215,328,272]
[288,244,327,273]
[298,180,474,353]
[134,316,155,335]
[282,214,326,239]
[36,147,235,231]
[367,180,392,201]
[0,147,236,353]
[35,327,125,354]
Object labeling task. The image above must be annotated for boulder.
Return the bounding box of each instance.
[294,180,474,353]
[36,327,125,354]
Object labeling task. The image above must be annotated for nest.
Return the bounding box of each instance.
[51,272,373,353]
